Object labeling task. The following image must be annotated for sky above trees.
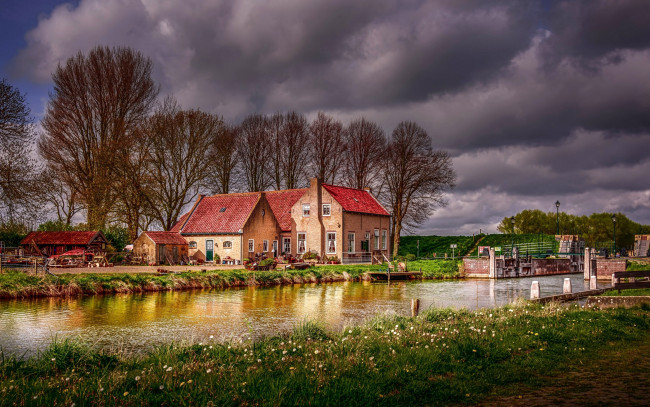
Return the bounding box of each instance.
[1,0,649,235]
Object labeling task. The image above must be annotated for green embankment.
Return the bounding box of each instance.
[1,303,648,406]
[0,261,461,299]
[398,234,560,258]
[398,235,478,257]
[602,288,650,296]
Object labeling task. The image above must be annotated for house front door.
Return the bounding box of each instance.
[206,240,214,262]
[273,240,278,257]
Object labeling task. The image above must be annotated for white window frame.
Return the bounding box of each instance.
[223,241,232,249]
[263,240,269,252]
[302,204,310,217]
[248,239,254,253]
[283,237,291,254]
[188,241,197,249]
[327,232,336,254]
[381,230,387,250]
[322,204,331,216]
[348,232,355,254]
[297,233,306,254]
[374,229,380,250]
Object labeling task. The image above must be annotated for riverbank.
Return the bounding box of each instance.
[1,301,648,406]
[0,260,461,299]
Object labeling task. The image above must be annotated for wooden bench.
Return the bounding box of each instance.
[611,270,650,291]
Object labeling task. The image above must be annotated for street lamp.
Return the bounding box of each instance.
[555,200,560,235]
[511,216,515,256]
[612,214,617,256]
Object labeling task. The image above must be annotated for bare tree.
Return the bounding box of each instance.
[268,113,285,190]
[112,127,154,241]
[383,121,456,256]
[309,112,345,184]
[280,111,310,189]
[42,169,82,226]
[342,118,386,190]
[210,123,240,194]
[40,46,158,230]
[238,114,272,192]
[0,78,42,226]
[141,99,222,230]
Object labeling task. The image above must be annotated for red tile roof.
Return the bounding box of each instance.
[21,231,103,246]
[322,184,390,216]
[144,231,188,245]
[266,189,306,231]
[170,213,189,232]
[180,193,260,234]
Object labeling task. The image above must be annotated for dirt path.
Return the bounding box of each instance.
[481,335,650,406]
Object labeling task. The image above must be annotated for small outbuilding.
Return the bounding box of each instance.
[21,231,108,257]
[133,231,189,265]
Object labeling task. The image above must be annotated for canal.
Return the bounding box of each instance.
[0,274,589,356]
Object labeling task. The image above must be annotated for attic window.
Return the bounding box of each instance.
[219,207,226,212]
[353,198,359,202]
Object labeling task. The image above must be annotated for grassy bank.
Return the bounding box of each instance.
[602,288,650,296]
[0,260,461,299]
[1,302,648,406]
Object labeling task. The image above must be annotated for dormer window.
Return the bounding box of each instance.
[220,207,226,212]
[302,204,310,217]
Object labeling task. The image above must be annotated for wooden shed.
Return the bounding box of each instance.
[21,231,108,257]
[133,231,189,265]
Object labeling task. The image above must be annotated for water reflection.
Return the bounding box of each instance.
[0,274,589,356]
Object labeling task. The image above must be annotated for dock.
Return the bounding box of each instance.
[367,271,422,280]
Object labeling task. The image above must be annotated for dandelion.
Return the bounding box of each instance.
[166,367,172,372]
[206,369,212,374]
[283,350,288,355]
[159,385,164,390]
[135,376,140,381]
[210,335,214,339]
[188,380,193,384]
[348,329,352,333]
[314,350,320,354]
[369,356,374,361]
[51,358,56,362]
[257,359,261,363]
[123,392,129,396]
[99,388,104,392]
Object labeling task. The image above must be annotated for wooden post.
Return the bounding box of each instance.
[387,262,390,285]
[530,281,540,299]
[589,275,597,290]
[563,278,572,294]
[611,273,618,287]
[411,298,420,317]
[33,259,37,275]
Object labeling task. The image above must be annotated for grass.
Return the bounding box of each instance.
[1,302,648,406]
[626,260,650,271]
[0,261,462,299]
[602,288,650,296]
[398,235,479,257]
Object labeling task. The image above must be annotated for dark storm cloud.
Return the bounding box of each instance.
[9,0,650,232]
[541,0,650,66]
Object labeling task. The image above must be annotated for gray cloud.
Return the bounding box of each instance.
[10,0,650,232]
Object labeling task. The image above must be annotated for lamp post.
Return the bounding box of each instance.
[555,200,560,235]
[511,216,515,257]
[612,214,617,256]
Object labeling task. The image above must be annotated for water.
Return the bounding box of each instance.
[0,274,589,356]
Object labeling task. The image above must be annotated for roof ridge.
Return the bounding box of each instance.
[322,183,368,192]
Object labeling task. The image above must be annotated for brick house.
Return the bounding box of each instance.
[289,178,391,263]
[132,231,189,265]
[171,192,282,264]
[21,231,108,256]
[172,178,390,264]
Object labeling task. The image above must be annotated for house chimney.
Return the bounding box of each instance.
[364,187,372,195]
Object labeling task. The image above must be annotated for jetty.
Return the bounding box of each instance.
[367,271,422,280]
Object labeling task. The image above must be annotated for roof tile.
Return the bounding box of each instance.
[322,184,390,216]
[180,193,260,234]
[21,231,101,246]
[266,189,307,231]
[144,231,188,245]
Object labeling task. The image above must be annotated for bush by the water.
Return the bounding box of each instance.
[398,235,478,258]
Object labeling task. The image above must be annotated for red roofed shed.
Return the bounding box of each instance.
[21,231,108,257]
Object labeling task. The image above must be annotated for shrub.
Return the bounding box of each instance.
[405,253,416,261]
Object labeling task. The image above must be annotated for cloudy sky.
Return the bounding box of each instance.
[2,0,649,235]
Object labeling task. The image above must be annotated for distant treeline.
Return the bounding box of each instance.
[497,210,650,249]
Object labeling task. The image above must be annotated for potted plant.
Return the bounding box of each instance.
[243,257,251,265]
[328,255,340,264]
